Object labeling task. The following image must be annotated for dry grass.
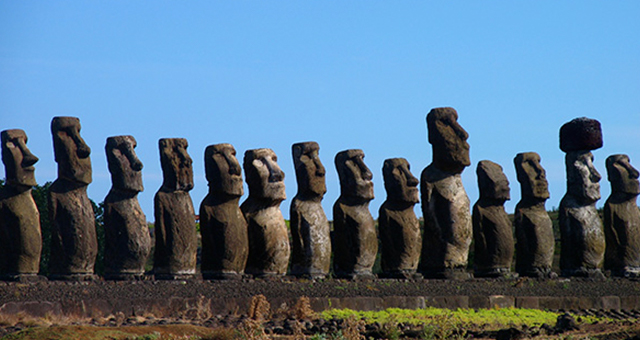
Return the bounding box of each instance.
[248,295,271,322]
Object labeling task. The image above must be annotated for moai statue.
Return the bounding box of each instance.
[153,138,197,280]
[603,154,640,277]
[199,143,248,280]
[333,149,377,279]
[513,152,556,278]
[241,148,290,277]
[0,129,42,281]
[103,136,151,280]
[420,107,472,279]
[378,158,421,279]
[472,160,515,278]
[48,117,98,280]
[559,117,605,278]
[290,142,331,279]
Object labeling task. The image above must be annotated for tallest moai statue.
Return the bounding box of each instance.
[420,107,472,279]
[559,117,606,278]
[48,117,98,280]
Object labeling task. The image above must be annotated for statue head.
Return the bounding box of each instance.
[106,135,143,193]
[383,158,419,204]
[205,143,243,197]
[1,129,38,189]
[426,107,470,174]
[566,151,601,203]
[477,160,510,202]
[51,116,92,185]
[335,149,374,202]
[514,152,550,200]
[159,138,193,192]
[292,141,326,199]
[243,148,285,201]
[606,154,640,196]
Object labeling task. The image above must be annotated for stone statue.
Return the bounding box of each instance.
[603,154,640,277]
[513,152,556,278]
[290,142,331,279]
[420,107,472,279]
[332,149,377,279]
[199,143,248,279]
[153,138,197,279]
[559,117,605,278]
[241,148,290,277]
[48,117,97,280]
[378,158,421,279]
[472,160,515,278]
[0,129,42,281]
[103,135,151,280]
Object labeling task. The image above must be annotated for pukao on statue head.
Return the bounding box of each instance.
[159,138,193,192]
[244,148,285,201]
[106,135,143,193]
[477,160,510,202]
[606,154,640,196]
[335,149,373,202]
[427,107,470,174]
[292,141,326,199]
[514,152,549,200]
[560,117,603,203]
[51,116,92,185]
[205,143,243,197]
[1,129,38,189]
[383,158,419,204]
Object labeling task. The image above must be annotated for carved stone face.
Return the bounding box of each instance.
[292,141,326,198]
[427,107,470,174]
[106,135,143,193]
[159,138,193,192]
[244,148,285,201]
[335,149,374,201]
[205,143,243,197]
[606,154,640,196]
[51,117,92,185]
[1,129,38,188]
[566,151,601,203]
[514,152,550,200]
[383,158,419,204]
[477,160,510,201]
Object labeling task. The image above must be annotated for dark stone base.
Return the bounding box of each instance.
[518,267,558,279]
[202,272,244,280]
[290,272,329,280]
[379,271,422,280]
[153,273,197,281]
[103,273,149,281]
[422,268,472,280]
[334,271,376,281]
[610,267,640,279]
[474,268,518,279]
[48,273,99,281]
[561,268,606,281]
[0,274,48,283]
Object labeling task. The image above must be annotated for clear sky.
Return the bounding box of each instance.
[1,2,639,221]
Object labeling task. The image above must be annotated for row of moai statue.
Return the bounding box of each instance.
[1,110,639,281]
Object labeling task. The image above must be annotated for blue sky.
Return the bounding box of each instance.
[1,2,639,220]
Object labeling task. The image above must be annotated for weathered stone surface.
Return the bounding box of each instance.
[0,129,42,279]
[513,152,555,278]
[48,117,97,280]
[420,107,472,279]
[604,154,640,277]
[241,148,290,276]
[153,138,197,279]
[290,142,331,278]
[559,117,603,152]
[472,160,515,278]
[333,149,377,279]
[560,149,605,278]
[378,158,421,278]
[199,143,248,279]
[103,136,151,280]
